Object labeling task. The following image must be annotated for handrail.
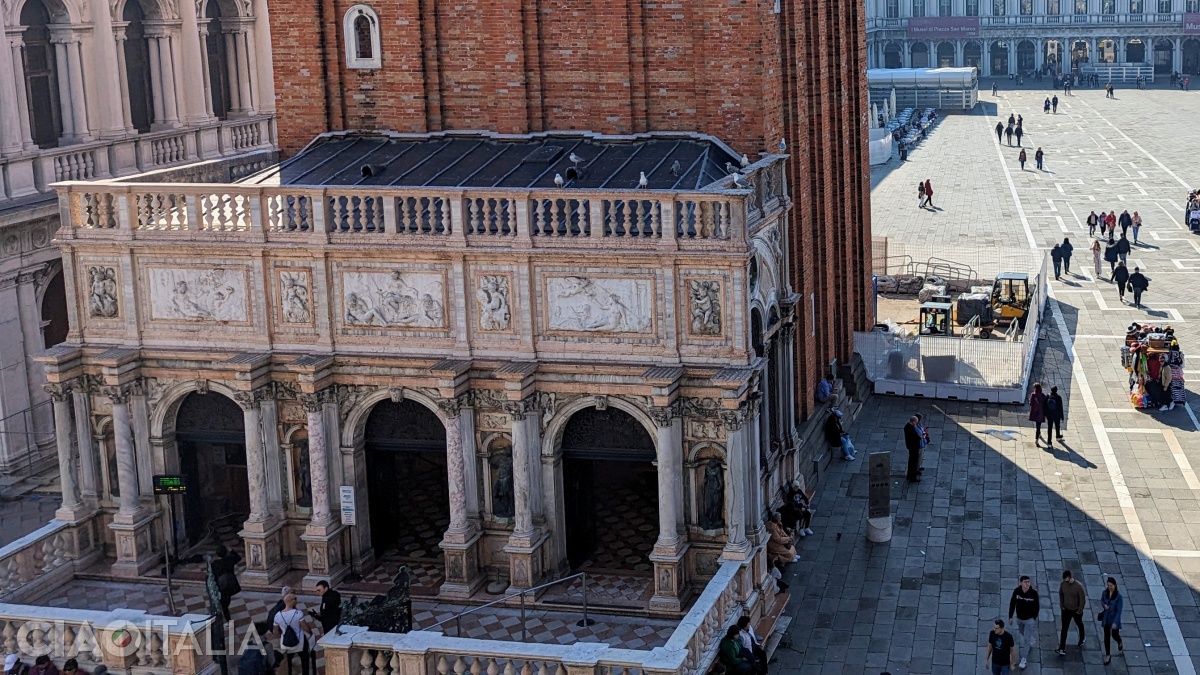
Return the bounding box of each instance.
[428,572,593,642]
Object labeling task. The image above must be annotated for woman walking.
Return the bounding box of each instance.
[1091,238,1103,278]
[1018,148,1027,171]
[1132,211,1142,243]
[1099,577,1124,665]
[1106,211,1117,239]
[924,179,934,208]
[1104,238,1119,277]
[1029,382,1048,446]
[918,181,926,208]
[1087,210,1099,237]
[1113,261,1130,304]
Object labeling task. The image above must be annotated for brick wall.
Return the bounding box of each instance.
[266,0,874,420]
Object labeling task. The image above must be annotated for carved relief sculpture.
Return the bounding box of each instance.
[476,275,511,331]
[689,279,722,335]
[546,276,651,333]
[148,268,248,322]
[279,271,312,324]
[87,266,119,318]
[342,270,446,328]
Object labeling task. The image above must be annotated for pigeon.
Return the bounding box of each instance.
[778,138,787,152]
[638,171,649,189]
[740,153,750,167]
[730,172,747,189]
[554,173,564,187]
[979,429,1021,441]
[725,162,736,174]
[569,152,585,165]
[669,159,682,177]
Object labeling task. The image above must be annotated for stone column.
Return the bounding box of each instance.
[111,26,136,133]
[71,386,98,501]
[64,37,90,141]
[107,385,158,577]
[176,0,212,124]
[301,391,347,586]
[720,407,751,561]
[984,41,992,76]
[0,17,26,156]
[223,29,244,112]
[146,36,166,124]
[51,38,76,140]
[250,0,276,113]
[196,24,215,118]
[437,396,483,599]
[240,396,270,523]
[235,388,287,584]
[649,403,688,613]
[503,398,549,591]
[1174,37,1183,74]
[109,390,140,517]
[955,40,964,67]
[238,30,257,114]
[46,383,83,518]
[157,34,181,126]
[87,0,128,139]
[7,34,35,150]
[305,397,332,525]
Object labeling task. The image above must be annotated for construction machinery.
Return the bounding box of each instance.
[990,272,1031,330]
[919,301,954,336]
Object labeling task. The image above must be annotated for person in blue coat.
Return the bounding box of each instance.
[1100,577,1124,665]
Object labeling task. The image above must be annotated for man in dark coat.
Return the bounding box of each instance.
[995,121,1004,143]
[904,416,922,483]
[1104,238,1119,277]
[1116,233,1131,265]
[310,580,343,634]
[1118,210,1133,237]
[1128,267,1150,309]
[210,543,241,621]
[1113,262,1130,303]
[824,409,854,460]
[1060,237,1073,274]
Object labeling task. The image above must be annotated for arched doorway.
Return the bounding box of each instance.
[884,42,903,68]
[1126,38,1146,64]
[911,42,930,68]
[1017,40,1036,73]
[1070,40,1089,69]
[19,0,62,148]
[1154,39,1174,74]
[937,42,956,67]
[991,41,1010,76]
[1097,38,1117,63]
[964,41,982,69]
[203,0,233,119]
[561,407,657,571]
[363,399,449,559]
[122,0,154,133]
[1183,38,1200,75]
[1044,40,1062,71]
[174,392,248,546]
[39,269,67,348]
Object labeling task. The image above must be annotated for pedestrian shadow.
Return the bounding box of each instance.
[1134,243,1159,250]
[1043,440,1098,469]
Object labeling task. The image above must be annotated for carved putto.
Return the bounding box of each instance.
[688,279,722,336]
[476,275,511,331]
[149,267,247,322]
[280,271,312,324]
[546,276,651,333]
[343,270,446,329]
[88,266,119,318]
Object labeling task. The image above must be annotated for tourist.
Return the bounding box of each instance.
[718,625,758,675]
[1104,237,1119,277]
[736,616,768,674]
[1087,210,1098,237]
[267,585,291,627]
[782,478,814,537]
[918,181,927,209]
[1045,385,1065,446]
[1106,82,1114,98]
[824,408,855,461]
[237,623,275,675]
[1052,94,1059,112]
[1019,148,1027,171]
[899,141,908,162]
[766,511,797,592]
[924,179,934,208]
[211,543,242,621]
[273,593,313,675]
[1091,238,1102,279]
[1006,125,1014,146]
[1131,211,1142,243]
[1015,125,1024,147]
[1106,210,1117,239]
[1055,570,1087,656]
[993,82,999,96]
[4,655,29,675]
[1113,262,1130,304]
[1118,209,1132,238]
[310,580,343,635]
[914,413,931,474]
[814,373,838,408]
[1128,267,1149,309]
[1035,147,1044,171]
[984,620,1017,675]
[995,121,1004,143]
[904,416,922,483]
[1008,576,1041,670]
[1043,97,1051,113]
[1050,242,1062,280]
[1028,383,1048,446]
[1099,577,1124,665]
[28,657,57,675]
[1116,232,1131,265]
[1008,113,1016,126]
[1060,237,1073,274]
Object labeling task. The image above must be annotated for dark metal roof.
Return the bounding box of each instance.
[240,131,744,191]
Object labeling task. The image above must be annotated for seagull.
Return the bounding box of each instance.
[569,152,585,165]
[979,429,1022,441]
[638,171,649,188]
[740,153,750,167]
[730,172,747,189]
[554,173,564,187]
[669,160,682,177]
[778,138,787,152]
[725,162,736,174]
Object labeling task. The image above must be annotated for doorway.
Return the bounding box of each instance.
[937,42,955,67]
[363,400,449,558]
[174,392,248,546]
[1017,40,1036,73]
[1127,39,1146,64]
[884,43,903,68]
[560,407,658,572]
[1154,39,1174,74]
[1183,39,1199,75]
[19,0,62,148]
[964,41,982,69]
[991,41,1010,76]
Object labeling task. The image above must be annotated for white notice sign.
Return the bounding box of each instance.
[340,486,356,526]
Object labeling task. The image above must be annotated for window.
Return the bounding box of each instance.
[887,0,900,17]
[939,0,953,14]
[1075,0,1087,13]
[1158,0,1171,11]
[1188,0,1199,10]
[912,0,926,16]
[993,0,1006,14]
[343,4,381,69]
[1047,0,1061,13]
[966,0,980,14]
[19,0,62,148]
[1129,0,1143,12]
[1020,0,1033,13]
[1102,0,1115,12]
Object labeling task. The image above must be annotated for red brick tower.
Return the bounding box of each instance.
[267,0,873,416]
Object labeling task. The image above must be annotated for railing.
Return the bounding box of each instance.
[0,522,72,603]
[868,11,1184,26]
[322,561,746,675]
[0,605,217,674]
[427,573,593,642]
[0,399,56,482]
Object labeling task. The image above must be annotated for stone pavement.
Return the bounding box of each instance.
[779,87,1200,673]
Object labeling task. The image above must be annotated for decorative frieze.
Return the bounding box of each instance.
[545,276,652,334]
[147,267,250,323]
[341,270,447,329]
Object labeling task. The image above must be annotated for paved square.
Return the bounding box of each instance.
[780,87,1200,674]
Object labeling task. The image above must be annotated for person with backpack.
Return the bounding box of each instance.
[1045,385,1065,447]
[273,594,313,675]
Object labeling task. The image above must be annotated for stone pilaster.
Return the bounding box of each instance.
[45,382,85,522]
[720,405,752,562]
[235,387,287,585]
[300,390,349,587]
[648,402,689,614]
[503,396,549,592]
[106,385,159,577]
[436,394,484,599]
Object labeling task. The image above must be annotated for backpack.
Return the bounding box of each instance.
[1045,397,1060,415]
[277,609,303,652]
[282,623,300,650]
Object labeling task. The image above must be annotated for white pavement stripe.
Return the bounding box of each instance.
[1080,99,1193,190]
[1163,430,1200,490]
[1187,402,1200,433]
[1150,550,1200,558]
[989,114,1039,250]
[1106,428,1162,433]
[1049,290,1196,675]
[1096,408,1143,413]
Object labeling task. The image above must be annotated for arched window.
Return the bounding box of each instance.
[204,0,233,119]
[343,5,381,69]
[122,0,155,133]
[19,0,62,148]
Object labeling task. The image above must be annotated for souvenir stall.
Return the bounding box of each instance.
[1123,323,1186,411]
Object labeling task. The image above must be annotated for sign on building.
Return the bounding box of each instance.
[340,486,357,525]
[907,17,981,39]
[868,452,891,519]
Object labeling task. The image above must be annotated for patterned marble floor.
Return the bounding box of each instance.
[573,463,658,574]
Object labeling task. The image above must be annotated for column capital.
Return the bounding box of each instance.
[437,394,471,420]
[298,389,332,413]
[43,381,75,402]
[101,384,134,404]
[502,396,538,421]
[234,385,273,410]
[649,402,681,428]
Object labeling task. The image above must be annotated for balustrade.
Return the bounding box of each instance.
[0,522,71,602]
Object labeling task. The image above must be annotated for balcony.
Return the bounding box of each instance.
[0,116,276,207]
[867,11,1186,31]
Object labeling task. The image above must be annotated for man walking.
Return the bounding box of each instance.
[1056,570,1087,656]
[1116,232,1131,265]
[1015,125,1024,147]
[1005,125,1014,146]
[1035,147,1044,171]
[309,580,342,635]
[1050,242,1062,280]
[1112,261,1129,303]
[995,121,1004,143]
[1060,237,1073,274]
[986,620,1018,675]
[1128,267,1149,309]
[1051,94,1059,113]
[1118,209,1132,238]
[1008,576,1041,670]
[1045,385,1065,446]
[904,416,922,483]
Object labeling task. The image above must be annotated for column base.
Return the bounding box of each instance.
[648,542,690,614]
[301,520,350,588]
[720,538,752,562]
[439,529,484,600]
[503,530,549,593]
[239,517,288,586]
[109,510,161,577]
[2,157,37,198]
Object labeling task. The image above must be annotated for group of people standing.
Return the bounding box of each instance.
[996,113,1026,147]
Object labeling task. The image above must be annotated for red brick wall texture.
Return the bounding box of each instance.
[267,0,874,419]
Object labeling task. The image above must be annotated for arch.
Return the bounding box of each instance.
[937,41,955,67]
[750,307,764,358]
[172,390,248,545]
[541,395,658,460]
[910,41,930,68]
[151,379,247,442]
[6,0,78,26]
[19,0,63,149]
[203,0,234,119]
[122,0,154,133]
[990,40,1010,76]
[341,388,448,449]
[1127,38,1147,64]
[1096,38,1117,63]
[884,41,903,69]
[1044,39,1063,69]
[343,4,381,69]
[963,40,982,69]
[1184,38,1200,75]
[1153,38,1174,74]
[110,0,172,21]
[39,267,67,349]
[1016,39,1036,73]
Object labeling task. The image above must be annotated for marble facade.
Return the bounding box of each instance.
[39,134,803,614]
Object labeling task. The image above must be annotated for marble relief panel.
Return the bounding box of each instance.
[82,262,121,320]
[544,276,653,334]
[146,266,250,323]
[276,268,314,326]
[340,270,448,329]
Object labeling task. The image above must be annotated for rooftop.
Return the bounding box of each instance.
[240,130,745,191]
